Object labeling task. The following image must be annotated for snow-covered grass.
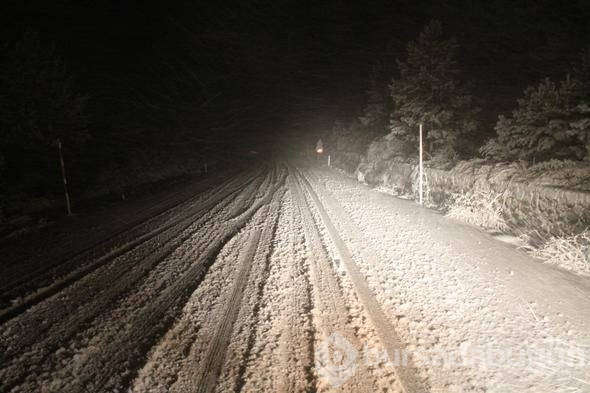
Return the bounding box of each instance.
[445,190,508,231]
[522,230,590,276]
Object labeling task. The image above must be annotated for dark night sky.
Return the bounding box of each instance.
[2,0,590,145]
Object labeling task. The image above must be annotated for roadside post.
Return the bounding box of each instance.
[57,138,72,215]
[419,123,424,205]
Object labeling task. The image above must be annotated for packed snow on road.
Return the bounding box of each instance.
[0,165,588,393]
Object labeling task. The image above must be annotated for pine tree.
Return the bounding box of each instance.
[389,20,477,160]
[481,75,589,162]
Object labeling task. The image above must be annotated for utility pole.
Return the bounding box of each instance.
[57,139,72,215]
[419,123,424,205]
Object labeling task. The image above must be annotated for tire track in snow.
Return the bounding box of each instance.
[275,189,316,393]
[129,167,285,393]
[193,228,263,393]
[0,170,240,294]
[289,170,374,392]
[0,170,282,393]
[0,170,261,325]
[129,222,245,393]
[56,170,286,393]
[193,186,284,393]
[296,167,426,393]
[227,182,316,392]
[213,185,297,393]
[0,172,264,393]
[0,178,260,391]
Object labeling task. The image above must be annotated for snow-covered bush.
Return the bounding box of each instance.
[524,230,590,276]
[446,190,508,231]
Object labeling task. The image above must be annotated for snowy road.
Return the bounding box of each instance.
[1,164,589,392]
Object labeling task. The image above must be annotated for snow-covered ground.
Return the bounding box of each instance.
[0,164,588,392]
[304,167,590,392]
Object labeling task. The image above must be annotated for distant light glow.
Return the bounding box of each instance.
[316,139,324,154]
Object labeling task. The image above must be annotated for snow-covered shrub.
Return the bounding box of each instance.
[446,190,508,230]
[526,230,590,276]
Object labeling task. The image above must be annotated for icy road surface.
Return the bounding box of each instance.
[0,164,589,392]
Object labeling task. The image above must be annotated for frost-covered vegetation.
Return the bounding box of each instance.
[446,190,507,231]
[326,21,590,273]
[521,230,590,276]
